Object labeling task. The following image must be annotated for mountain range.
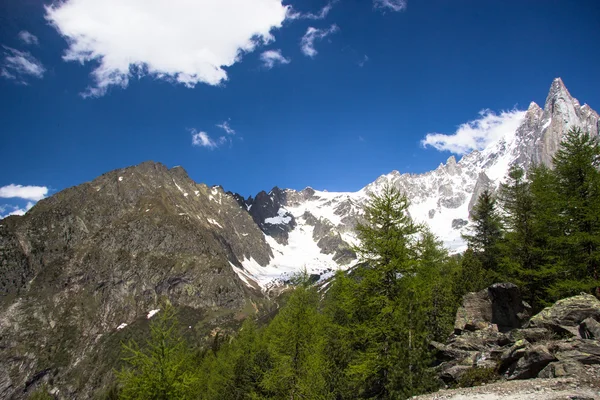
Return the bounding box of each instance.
[0,78,598,398]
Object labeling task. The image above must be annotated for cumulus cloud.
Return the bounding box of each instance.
[421,109,526,155]
[191,130,219,149]
[0,184,48,201]
[260,49,291,69]
[0,202,35,219]
[216,121,236,135]
[300,25,339,57]
[374,0,408,12]
[45,0,289,97]
[18,31,39,46]
[287,0,337,20]
[1,46,45,83]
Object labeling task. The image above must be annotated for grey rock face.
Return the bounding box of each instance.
[580,317,600,340]
[454,283,530,334]
[451,219,468,229]
[506,344,556,380]
[0,161,274,399]
[435,288,600,385]
[246,187,296,245]
[527,293,600,333]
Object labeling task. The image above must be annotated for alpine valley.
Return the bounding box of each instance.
[0,78,598,398]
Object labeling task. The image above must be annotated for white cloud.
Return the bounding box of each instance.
[18,31,39,46]
[421,109,526,155]
[191,130,219,149]
[374,0,408,12]
[0,202,35,219]
[0,184,48,201]
[45,0,289,97]
[260,49,291,69]
[287,1,337,20]
[1,46,45,82]
[300,25,339,57]
[216,121,236,135]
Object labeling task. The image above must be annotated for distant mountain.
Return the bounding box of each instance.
[238,78,599,287]
[0,78,597,398]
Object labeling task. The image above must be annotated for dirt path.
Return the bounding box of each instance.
[413,375,600,400]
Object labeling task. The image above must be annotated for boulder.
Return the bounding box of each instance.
[500,339,530,370]
[538,360,587,378]
[454,290,493,333]
[579,317,600,339]
[439,364,473,384]
[549,339,600,365]
[454,283,530,334]
[508,327,551,343]
[488,283,531,332]
[527,294,600,335]
[507,344,556,380]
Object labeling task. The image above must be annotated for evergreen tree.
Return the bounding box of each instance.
[116,303,197,400]
[498,165,545,308]
[550,127,600,298]
[345,185,436,399]
[463,189,503,275]
[261,271,329,399]
[415,228,456,342]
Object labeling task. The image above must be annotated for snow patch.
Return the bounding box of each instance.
[116,323,127,330]
[147,309,160,319]
[118,176,123,182]
[264,208,292,225]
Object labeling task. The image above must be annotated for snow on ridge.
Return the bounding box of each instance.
[238,225,346,289]
[264,208,292,225]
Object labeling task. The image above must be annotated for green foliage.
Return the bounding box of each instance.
[456,367,497,388]
[29,386,54,400]
[463,190,503,274]
[550,127,600,298]
[261,271,329,399]
[116,303,198,399]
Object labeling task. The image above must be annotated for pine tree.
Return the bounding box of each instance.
[415,227,456,342]
[116,303,197,400]
[550,127,600,298]
[260,271,329,399]
[498,164,545,308]
[345,185,436,399]
[463,189,503,275]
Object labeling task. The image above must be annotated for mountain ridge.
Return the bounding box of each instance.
[0,78,598,398]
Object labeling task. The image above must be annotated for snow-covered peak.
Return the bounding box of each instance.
[233,79,599,289]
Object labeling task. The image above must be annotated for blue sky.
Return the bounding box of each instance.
[1,0,599,216]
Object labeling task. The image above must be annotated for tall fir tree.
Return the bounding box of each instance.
[345,184,436,399]
[498,164,546,309]
[550,127,600,298]
[463,189,503,276]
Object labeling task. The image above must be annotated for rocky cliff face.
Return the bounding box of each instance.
[0,162,275,398]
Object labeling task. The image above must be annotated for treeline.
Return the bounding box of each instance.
[100,127,600,400]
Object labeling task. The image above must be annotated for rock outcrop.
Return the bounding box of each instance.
[433,285,600,386]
